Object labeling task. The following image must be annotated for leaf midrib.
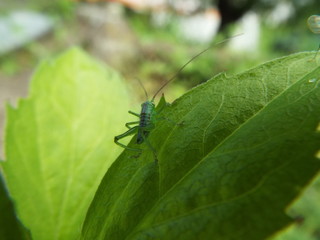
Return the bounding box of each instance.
[127,159,292,238]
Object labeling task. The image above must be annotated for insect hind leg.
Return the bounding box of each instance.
[114,126,141,152]
[125,121,140,129]
[128,111,140,117]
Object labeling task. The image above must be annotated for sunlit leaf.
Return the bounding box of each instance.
[2,48,130,240]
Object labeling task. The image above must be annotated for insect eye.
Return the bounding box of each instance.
[308,15,320,34]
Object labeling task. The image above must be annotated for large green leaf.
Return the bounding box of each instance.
[1,48,130,240]
[82,52,320,240]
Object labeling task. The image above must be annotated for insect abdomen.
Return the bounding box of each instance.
[137,101,155,144]
[139,101,154,127]
[139,113,150,127]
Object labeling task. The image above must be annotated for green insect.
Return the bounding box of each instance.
[114,34,242,161]
[308,15,320,59]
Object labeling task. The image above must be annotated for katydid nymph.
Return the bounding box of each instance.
[114,34,242,162]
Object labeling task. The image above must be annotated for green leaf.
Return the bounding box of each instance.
[82,52,320,240]
[1,48,130,240]
[0,174,31,240]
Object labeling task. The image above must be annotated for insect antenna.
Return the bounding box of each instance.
[135,77,149,101]
[312,43,320,59]
[151,33,244,101]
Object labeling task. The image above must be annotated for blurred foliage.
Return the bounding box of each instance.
[0,55,20,76]
[126,13,258,101]
[0,0,76,18]
[0,0,77,76]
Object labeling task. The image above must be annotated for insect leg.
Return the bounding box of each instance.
[114,126,141,152]
[125,121,140,129]
[128,111,140,117]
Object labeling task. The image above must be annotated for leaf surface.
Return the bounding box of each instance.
[82,52,320,240]
[2,48,130,240]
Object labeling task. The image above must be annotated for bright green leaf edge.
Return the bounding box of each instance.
[83,52,320,240]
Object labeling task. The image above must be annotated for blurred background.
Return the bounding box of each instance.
[0,0,319,239]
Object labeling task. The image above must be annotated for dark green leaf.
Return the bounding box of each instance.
[0,174,30,240]
[82,52,320,240]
